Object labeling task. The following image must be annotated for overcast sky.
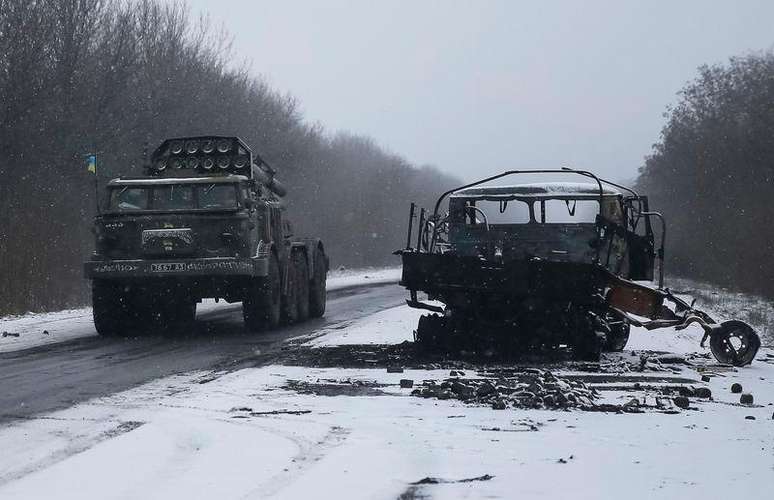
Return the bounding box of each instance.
[184,0,774,182]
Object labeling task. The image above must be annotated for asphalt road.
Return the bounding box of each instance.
[0,283,405,422]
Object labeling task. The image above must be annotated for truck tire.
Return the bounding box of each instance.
[92,280,129,336]
[243,253,281,331]
[282,251,300,324]
[295,252,310,321]
[309,247,327,318]
[573,330,606,362]
[162,300,196,335]
[415,314,447,351]
[603,322,630,352]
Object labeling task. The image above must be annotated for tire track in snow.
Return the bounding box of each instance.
[241,424,351,498]
[0,419,145,487]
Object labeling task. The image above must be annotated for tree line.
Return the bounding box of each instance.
[635,51,774,296]
[0,0,459,315]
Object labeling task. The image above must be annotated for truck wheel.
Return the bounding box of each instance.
[415,314,447,350]
[309,247,327,318]
[243,253,281,331]
[603,323,630,352]
[282,251,300,324]
[92,280,129,337]
[295,252,310,321]
[162,300,196,335]
[573,331,606,361]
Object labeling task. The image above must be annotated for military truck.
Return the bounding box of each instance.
[398,168,760,366]
[84,136,328,335]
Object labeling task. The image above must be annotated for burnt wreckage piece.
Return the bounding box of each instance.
[396,168,760,366]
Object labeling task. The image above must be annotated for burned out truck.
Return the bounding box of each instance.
[398,169,760,365]
[84,136,328,335]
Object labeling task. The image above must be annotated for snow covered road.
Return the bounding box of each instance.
[0,277,772,499]
[0,281,404,422]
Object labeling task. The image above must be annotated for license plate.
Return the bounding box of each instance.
[150,262,186,272]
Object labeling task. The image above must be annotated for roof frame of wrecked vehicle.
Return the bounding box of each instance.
[432,168,640,218]
[450,182,622,200]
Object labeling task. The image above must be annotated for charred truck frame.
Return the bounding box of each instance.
[84,136,328,335]
[398,168,760,366]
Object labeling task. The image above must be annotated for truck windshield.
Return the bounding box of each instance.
[108,183,239,211]
[152,185,195,210]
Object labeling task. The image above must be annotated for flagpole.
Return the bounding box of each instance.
[86,149,101,215]
[94,152,100,215]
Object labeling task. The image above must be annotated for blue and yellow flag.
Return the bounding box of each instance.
[86,154,97,174]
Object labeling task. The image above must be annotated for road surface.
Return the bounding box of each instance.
[0,283,404,422]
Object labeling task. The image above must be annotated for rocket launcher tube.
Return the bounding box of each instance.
[252,163,287,197]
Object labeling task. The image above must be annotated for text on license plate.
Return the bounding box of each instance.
[150,263,185,272]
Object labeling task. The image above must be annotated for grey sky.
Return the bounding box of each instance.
[185,0,774,182]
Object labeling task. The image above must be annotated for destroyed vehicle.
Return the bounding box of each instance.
[84,136,328,335]
[398,168,760,365]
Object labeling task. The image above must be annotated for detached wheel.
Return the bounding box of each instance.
[243,253,281,331]
[709,320,761,367]
[603,322,630,352]
[295,252,310,321]
[92,280,129,337]
[309,247,327,318]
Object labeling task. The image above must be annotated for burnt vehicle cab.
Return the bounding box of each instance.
[399,169,760,365]
[446,182,654,280]
[85,136,328,336]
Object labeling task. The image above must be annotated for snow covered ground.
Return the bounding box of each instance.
[0,267,401,354]
[0,281,771,499]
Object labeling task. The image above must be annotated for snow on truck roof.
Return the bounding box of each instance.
[451,182,621,199]
[108,175,249,186]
